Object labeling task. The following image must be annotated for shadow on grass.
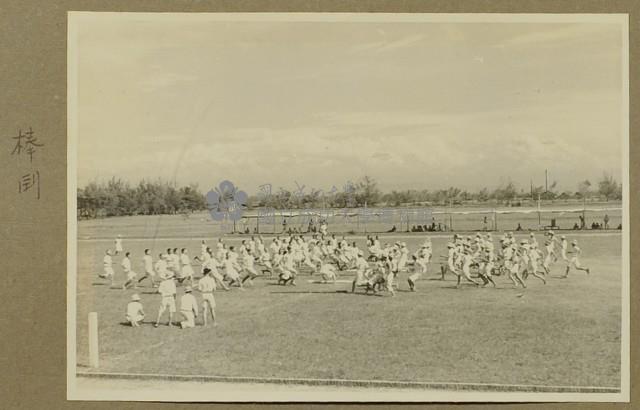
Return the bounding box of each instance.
[270,290,383,297]
[270,290,347,294]
[118,320,158,327]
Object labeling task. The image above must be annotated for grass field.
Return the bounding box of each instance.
[75,217,622,391]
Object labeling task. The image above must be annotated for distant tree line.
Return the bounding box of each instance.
[77,173,622,219]
[77,178,206,219]
[248,173,622,209]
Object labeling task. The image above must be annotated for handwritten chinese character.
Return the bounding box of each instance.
[11,128,44,163]
[18,171,40,199]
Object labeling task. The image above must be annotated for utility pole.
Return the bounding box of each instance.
[545,169,548,193]
[530,178,534,200]
[537,193,541,229]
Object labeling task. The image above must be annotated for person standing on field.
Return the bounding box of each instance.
[198,268,217,326]
[154,273,177,328]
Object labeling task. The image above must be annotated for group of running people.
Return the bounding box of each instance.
[104,230,591,328]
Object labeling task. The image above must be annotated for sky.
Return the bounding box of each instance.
[73,14,625,195]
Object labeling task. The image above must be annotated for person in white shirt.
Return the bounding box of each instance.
[179,286,199,329]
[154,273,177,327]
[202,249,230,291]
[178,248,194,284]
[200,240,208,260]
[197,269,217,326]
[456,247,480,289]
[439,242,456,280]
[100,249,115,286]
[215,243,227,263]
[223,253,243,288]
[257,250,273,277]
[277,250,297,286]
[114,234,123,255]
[507,244,527,289]
[408,245,430,291]
[171,248,181,277]
[240,250,259,286]
[351,252,370,293]
[543,237,555,275]
[479,249,496,287]
[560,236,569,263]
[382,257,396,296]
[310,243,324,272]
[165,248,177,276]
[319,221,328,236]
[319,262,337,283]
[397,243,409,272]
[520,242,546,285]
[137,249,157,287]
[154,253,169,282]
[121,252,137,290]
[526,242,546,284]
[563,240,591,278]
[125,293,145,327]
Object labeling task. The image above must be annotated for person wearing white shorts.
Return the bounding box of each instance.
[114,234,123,255]
[560,236,569,263]
[101,249,115,285]
[198,269,217,326]
[318,262,337,283]
[125,293,145,327]
[202,249,230,290]
[154,274,177,327]
[563,240,591,278]
[223,254,243,288]
[179,286,198,329]
[351,253,370,292]
[508,246,527,288]
[457,248,480,288]
[481,249,496,287]
[240,250,259,286]
[408,245,429,291]
[179,248,195,284]
[121,252,137,289]
[138,248,157,287]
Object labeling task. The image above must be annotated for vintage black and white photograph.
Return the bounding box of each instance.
[67,12,629,401]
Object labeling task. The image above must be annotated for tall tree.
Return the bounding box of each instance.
[577,180,591,199]
[598,173,618,201]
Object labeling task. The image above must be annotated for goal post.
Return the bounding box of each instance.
[89,311,99,368]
